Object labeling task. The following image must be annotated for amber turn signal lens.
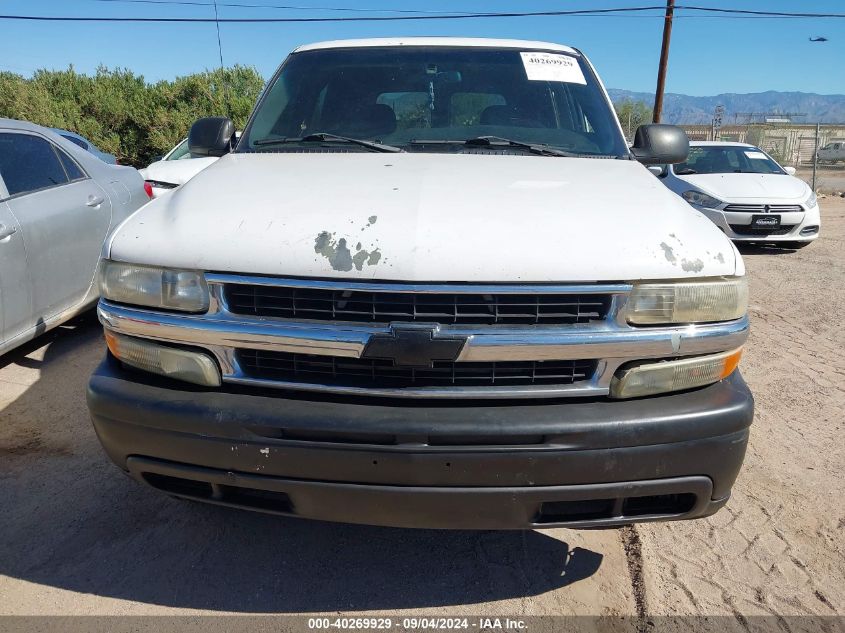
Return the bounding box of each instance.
[610,347,743,399]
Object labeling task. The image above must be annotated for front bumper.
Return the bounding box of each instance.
[695,204,820,242]
[88,355,754,529]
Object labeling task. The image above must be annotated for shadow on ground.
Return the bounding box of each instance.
[736,243,807,256]
[0,319,603,612]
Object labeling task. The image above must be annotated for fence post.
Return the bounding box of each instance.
[812,123,819,192]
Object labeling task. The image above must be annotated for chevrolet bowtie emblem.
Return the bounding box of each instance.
[362,325,468,368]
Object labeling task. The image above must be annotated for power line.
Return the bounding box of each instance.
[0,7,682,23]
[682,5,845,19]
[1,5,844,22]
[89,0,482,14]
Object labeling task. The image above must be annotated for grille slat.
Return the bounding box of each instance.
[225,285,611,325]
[237,350,596,389]
[729,224,796,236]
[724,204,803,213]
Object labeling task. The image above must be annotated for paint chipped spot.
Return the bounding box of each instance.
[681,258,704,272]
[715,253,725,263]
[368,215,377,225]
[259,448,270,457]
[660,242,677,264]
[315,231,381,271]
[314,231,353,271]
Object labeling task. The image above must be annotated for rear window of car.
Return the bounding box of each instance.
[56,147,86,181]
[0,132,71,197]
[61,134,88,150]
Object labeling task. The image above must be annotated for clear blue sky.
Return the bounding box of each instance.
[1,0,843,96]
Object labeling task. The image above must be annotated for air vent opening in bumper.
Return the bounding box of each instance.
[236,349,597,389]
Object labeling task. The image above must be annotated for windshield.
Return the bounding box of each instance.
[239,46,628,157]
[674,146,785,175]
[166,139,191,160]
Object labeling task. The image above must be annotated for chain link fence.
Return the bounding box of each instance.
[678,123,845,193]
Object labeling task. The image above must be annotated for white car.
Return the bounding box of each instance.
[817,140,845,164]
[88,38,754,530]
[654,141,820,248]
[0,118,150,355]
[139,138,218,197]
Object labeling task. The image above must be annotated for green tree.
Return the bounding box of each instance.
[0,65,265,167]
[614,99,653,140]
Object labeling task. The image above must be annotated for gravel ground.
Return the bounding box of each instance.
[0,199,843,622]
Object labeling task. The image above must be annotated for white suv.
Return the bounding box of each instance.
[86,38,753,530]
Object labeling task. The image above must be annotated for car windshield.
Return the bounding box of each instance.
[166,139,191,160]
[674,146,785,175]
[238,46,628,158]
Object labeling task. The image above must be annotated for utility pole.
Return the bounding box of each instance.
[812,122,820,192]
[652,0,675,123]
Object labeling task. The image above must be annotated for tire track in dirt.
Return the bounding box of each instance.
[620,526,649,630]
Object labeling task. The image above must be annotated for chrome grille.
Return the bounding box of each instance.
[237,349,597,389]
[724,204,803,213]
[224,284,611,325]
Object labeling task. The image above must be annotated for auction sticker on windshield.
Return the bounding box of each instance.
[520,52,586,84]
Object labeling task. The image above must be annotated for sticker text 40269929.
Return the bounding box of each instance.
[520,52,587,84]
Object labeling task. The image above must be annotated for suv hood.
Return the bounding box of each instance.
[678,172,809,201]
[109,152,739,282]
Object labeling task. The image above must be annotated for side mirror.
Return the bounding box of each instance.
[188,117,235,157]
[630,124,689,165]
[647,165,667,177]
[783,166,796,176]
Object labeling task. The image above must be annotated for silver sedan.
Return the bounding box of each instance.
[0,118,150,355]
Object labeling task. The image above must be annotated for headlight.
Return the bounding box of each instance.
[806,192,818,208]
[626,277,748,325]
[610,348,743,399]
[105,331,220,387]
[100,260,209,312]
[682,190,723,208]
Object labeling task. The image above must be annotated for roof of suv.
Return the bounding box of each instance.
[294,37,578,54]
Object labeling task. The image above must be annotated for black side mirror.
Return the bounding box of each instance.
[630,124,689,165]
[188,117,235,157]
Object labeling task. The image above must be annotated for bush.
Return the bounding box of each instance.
[0,65,265,167]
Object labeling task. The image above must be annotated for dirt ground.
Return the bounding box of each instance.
[0,200,843,623]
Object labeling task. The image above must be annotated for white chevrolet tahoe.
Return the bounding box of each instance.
[87,38,753,530]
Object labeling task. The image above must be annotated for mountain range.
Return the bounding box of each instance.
[607,89,845,124]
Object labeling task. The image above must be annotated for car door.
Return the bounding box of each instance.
[0,196,30,347]
[0,130,112,325]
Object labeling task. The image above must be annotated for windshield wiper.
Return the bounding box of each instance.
[410,136,583,157]
[252,132,402,153]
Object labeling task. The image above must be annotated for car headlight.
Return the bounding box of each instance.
[806,192,818,208]
[626,277,748,325]
[100,260,209,312]
[682,190,723,208]
[610,348,743,399]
